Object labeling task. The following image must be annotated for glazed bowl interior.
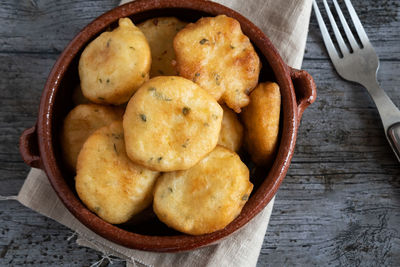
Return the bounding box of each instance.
[43,0,297,251]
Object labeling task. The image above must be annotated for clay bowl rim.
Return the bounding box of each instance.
[37,0,299,252]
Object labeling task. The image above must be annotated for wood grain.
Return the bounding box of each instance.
[0,0,399,266]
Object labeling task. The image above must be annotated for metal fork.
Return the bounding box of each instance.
[313,0,400,162]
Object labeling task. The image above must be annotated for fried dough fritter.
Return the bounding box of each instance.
[153,146,253,235]
[173,15,261,113]
[123,76,223,172]
[217,105,243,152]
[61,104,123,170]
[138,17,187,77]
[241,82,281,166]
[75,121,159,224]
[79,18,151,105]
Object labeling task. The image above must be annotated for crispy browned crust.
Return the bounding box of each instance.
[123,76,223,172]
[241,82,281,166]
[60,104,123,170]
[217,105,244,151]
[173,15,260,112]
[153,146,253,235]
[79,18,151,105]
[75,121,159,224]
[138,17,187,77]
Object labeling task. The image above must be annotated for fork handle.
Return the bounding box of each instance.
[363,79,400,161]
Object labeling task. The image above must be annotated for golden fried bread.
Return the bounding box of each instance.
[123,76,223,172]
[61,104,123,170]
[153,146,253,235]
[138,17,187,77]
[173,15,261,112]
[217,105,244,152]
[241,82,281,166]
[76,121,159,224]
[79,18,151,105]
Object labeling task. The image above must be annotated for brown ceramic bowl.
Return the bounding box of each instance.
[19,0,316,252]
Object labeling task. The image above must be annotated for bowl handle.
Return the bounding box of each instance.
[19,124,43,169]
[289,67,317,123]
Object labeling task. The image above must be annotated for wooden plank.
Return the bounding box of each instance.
[0,0,120,54]
[0,0,399,266]
[1,1,399,60]
[0,201,109,266]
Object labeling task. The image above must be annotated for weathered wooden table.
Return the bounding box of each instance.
[1,0,399,266]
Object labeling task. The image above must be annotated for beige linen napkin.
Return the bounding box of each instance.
[10,0,312,266]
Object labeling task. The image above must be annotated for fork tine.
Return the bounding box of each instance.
[322,0,349,54]
[313,0,340,59]
[332,0,359,50]
[343,0,370,46]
